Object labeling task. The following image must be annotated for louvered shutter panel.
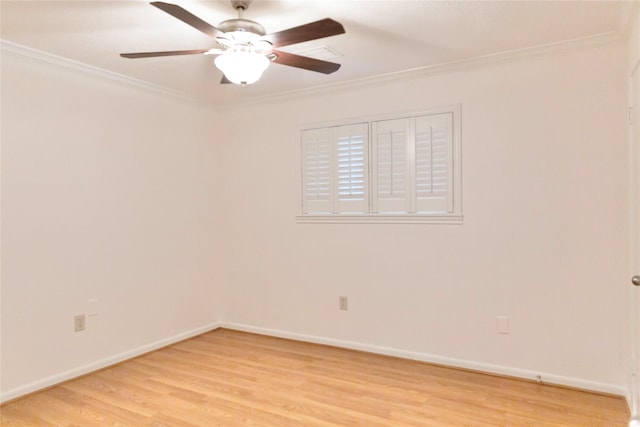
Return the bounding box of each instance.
[301,128,332,213]
[372,118,411,213]
[415,113,453,213]
[300,109,456,219]
[335,123,368,213]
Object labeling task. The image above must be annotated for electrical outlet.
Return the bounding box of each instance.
[496,316,509,334]
[339,296,348,310]
[74,314,86,332]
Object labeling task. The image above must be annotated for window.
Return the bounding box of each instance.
[298,106,462,224]
[301,123,368,214]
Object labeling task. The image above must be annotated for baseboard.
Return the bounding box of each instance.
[0,322,222,404]
[221,322,627,398]
[1,320,627,404]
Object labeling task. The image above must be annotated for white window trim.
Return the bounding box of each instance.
[296,104,463,225]
[296,213,463,224]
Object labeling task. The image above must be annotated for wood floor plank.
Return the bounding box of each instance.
[0,328,629,426]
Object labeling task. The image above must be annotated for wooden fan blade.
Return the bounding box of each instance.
[151,2,223,38]
[262,18,345,48]
[120,49,210,58]
[270,50,340,74]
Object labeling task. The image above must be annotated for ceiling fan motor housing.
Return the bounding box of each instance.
[218,18,265,36]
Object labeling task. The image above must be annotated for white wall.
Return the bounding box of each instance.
[0,49,223,399]
[0,39,630,402]
[627,3,640,413]
[217,41,629,393]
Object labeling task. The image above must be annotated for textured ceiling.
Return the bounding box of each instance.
[0,1,632,105]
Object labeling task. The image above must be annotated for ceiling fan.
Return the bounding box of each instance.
[120,1,345,86]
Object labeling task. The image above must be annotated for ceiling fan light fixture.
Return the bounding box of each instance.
[121,2,346,84]
[214,50,269,85]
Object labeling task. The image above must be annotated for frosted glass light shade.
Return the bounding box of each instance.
[214,51,269,85]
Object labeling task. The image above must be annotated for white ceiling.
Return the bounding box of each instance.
[1,1,633,106]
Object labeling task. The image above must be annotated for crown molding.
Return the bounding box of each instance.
[0,40,199,104]
[238,31,623,109]
[1,29,624,112]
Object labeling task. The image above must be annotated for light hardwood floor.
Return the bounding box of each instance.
[0,328,629,426]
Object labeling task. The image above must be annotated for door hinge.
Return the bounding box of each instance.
[629,106,633,125]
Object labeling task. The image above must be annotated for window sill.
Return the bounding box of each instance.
[296,214,463,224]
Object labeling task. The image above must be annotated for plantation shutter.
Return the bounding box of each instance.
[415,113,453,213]
[335,123,368,213]
[300,108,458,220]
[371,118,412,213]
[371,113,453,214]
[301,128,332,213]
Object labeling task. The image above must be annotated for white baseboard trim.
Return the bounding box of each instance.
[0,322,222,404]
[221,322,627,398]
[1,321,626,404]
